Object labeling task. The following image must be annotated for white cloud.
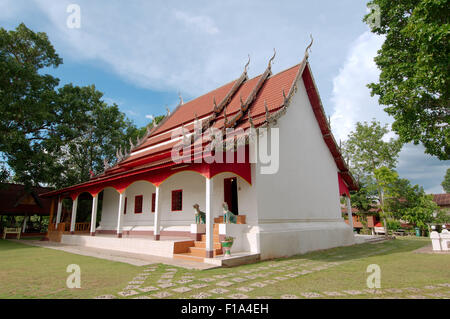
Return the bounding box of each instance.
[330,30,449,193]
[13,0,370,98]
[174,11,219,35]
[330,31,386,142]
[145,114,154,120]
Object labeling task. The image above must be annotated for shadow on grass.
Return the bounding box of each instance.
[0,240,39,251]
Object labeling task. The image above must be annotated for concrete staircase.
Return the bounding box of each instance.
[173,224,223,261]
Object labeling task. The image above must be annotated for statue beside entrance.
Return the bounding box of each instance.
[193,204,206,224]
[223,202,237,224]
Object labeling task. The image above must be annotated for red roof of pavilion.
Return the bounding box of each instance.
[0,183,53,216]
[433,193,450,207]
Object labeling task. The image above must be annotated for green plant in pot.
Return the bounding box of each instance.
[221,236,234,257]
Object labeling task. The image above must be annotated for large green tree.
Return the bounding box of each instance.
[378,167,447,234]
[0,23,62,187]
[364,0,450,160]
[342,120,403,182]
[343,120,403,236]
[0,23,149,189]
[42,84,148,188]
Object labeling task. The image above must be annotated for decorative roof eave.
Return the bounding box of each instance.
[202,69,249,131]
[225,49,276,129]
[258,45,310,129]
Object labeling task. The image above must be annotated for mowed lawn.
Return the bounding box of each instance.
[0,237,449,299]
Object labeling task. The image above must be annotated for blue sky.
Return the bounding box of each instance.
[1,0,448,193]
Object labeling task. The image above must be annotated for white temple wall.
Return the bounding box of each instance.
[253,75,354,259]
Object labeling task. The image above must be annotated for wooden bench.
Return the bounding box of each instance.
[374,227,385,235]
[2,227,21,240]
[393,229,406,236]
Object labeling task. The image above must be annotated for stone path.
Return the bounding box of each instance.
[88,243,449,300]
[95,249,450,300]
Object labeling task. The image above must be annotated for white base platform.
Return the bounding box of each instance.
[256,221,355,260]
[60,234,191,258]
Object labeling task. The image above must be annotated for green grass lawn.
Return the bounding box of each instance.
[0,237,449,299]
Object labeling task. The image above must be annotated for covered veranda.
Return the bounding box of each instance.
[41,160,252,259]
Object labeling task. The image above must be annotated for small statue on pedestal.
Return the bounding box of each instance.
[193,204,206,224]
[223,202,237,224]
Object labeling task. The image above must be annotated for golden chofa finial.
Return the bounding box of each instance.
[244,54,250,73]
[305,34,314,60]
[248,111,255,129]
[268,48,276,69]
[264,100,270,122]
[178,92,184,105]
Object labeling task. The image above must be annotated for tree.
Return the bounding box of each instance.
[342,120,403,182]
[0,23,62,188]
[350,177,378,214]
[42,84,148,188]
[374,166,400,235]
[0,23,153,188]
[343,120,403,236]
[364,0,450,160]
[376,167,444,235]
[349,177,379,235]
[442,168,450,193]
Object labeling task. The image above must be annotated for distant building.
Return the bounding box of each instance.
[0,183,53,235]
[433,193,450,215]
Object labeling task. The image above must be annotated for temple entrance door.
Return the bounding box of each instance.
[224,177,239,215]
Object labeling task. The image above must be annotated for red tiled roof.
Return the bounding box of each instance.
[433,193,450,206]
[117,64,302,167]
[42,56,358,198]
[136,79,239,149]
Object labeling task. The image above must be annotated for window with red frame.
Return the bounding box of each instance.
[151,193,156,213]
[171,190,182,211]
[124,197,127,214]
[135,195,143,214]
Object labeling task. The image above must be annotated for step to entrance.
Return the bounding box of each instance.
[173,253,205,262]
[194,241,222,249]
[173,224,223,260]
[187,246,223,257]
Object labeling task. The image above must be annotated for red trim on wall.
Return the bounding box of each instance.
[42,160,252,200]
[171,189,183,211]
[134,195,143,214]
[338,173,350,197]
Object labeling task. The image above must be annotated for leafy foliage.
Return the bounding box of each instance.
[375,166,443,231]
[342,120,403,182]
[364,0,450,160]
[0,23,156,189]
[349,177,378,213]
[442,168,450,193]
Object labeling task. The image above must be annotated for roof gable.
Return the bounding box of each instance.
[42,47,359,198]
